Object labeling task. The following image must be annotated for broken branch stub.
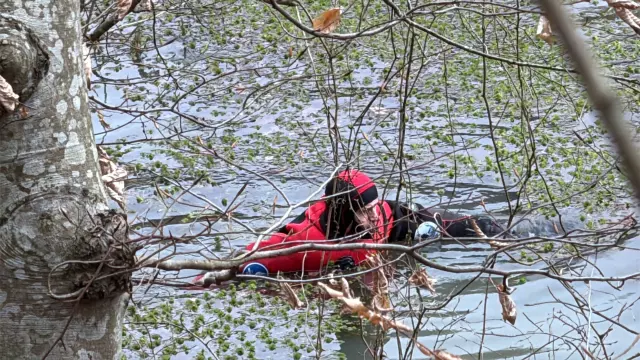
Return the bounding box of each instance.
[0,187,135,301]
[98,146,128,210]
[279,276,305,309]
[0,16,50,114]
[0,75,19,113]
[65,210,135,300]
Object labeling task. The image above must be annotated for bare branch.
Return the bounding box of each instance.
[88,0,142,41]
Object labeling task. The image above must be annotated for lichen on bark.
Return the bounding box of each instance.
[0,0,130,358]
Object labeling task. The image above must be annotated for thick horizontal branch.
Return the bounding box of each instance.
[139,237,639,283]
[88,0,142,42]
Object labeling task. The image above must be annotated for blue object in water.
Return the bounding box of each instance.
[242,262,269,276]
[415,221,440,241]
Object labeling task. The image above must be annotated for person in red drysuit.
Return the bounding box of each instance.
[233,169,502,277]
[192,169,503,286]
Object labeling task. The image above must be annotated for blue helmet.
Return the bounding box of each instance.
[414,221,440,241]
[242,262,269,276]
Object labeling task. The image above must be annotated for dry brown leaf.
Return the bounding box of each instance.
[364,255,393,311]
[607,0,640,34]
[496,284,517,325]
[373,313,409,332]
[614,7,640,35]
[372,294,393,313]
[279,281,304,309]
[0,75,19,113]
[341,296,369,314]
[97,110,111,130]
[367,311,383,326]
[319,282,382,326]
[536,15,554,45]
[416,343,463,360]
[318,282,345,299]
[116,0,132,20]
[335,277,356,315]
[19,106,29,119]
[430,350,464,360]
[156,185,170,200]
[98,146,128,210]
[318,280,452,358]
[312,8,341,33]
[390,318,413,333]
[408,268,437,295]
[82,44,92,89]
[606,0,640,9]
[431,349,464,360]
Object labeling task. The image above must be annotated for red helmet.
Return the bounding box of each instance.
[324,169,378,211]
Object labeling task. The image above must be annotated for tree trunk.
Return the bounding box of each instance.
[0,1,131,359]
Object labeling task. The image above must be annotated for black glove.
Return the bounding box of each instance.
[440,216,503,238]
[474,217,505,237]
[335,256,356,271]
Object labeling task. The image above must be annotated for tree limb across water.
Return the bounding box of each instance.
[137,231,640,284]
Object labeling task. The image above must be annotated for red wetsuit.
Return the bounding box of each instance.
[193,170,505,284]
[239,199,394,275]
[237,202,504,276]
[239,169,390,276]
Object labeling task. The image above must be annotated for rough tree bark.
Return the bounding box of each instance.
[0,1,132,359]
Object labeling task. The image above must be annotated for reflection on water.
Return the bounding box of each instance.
[335,237,640,359]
